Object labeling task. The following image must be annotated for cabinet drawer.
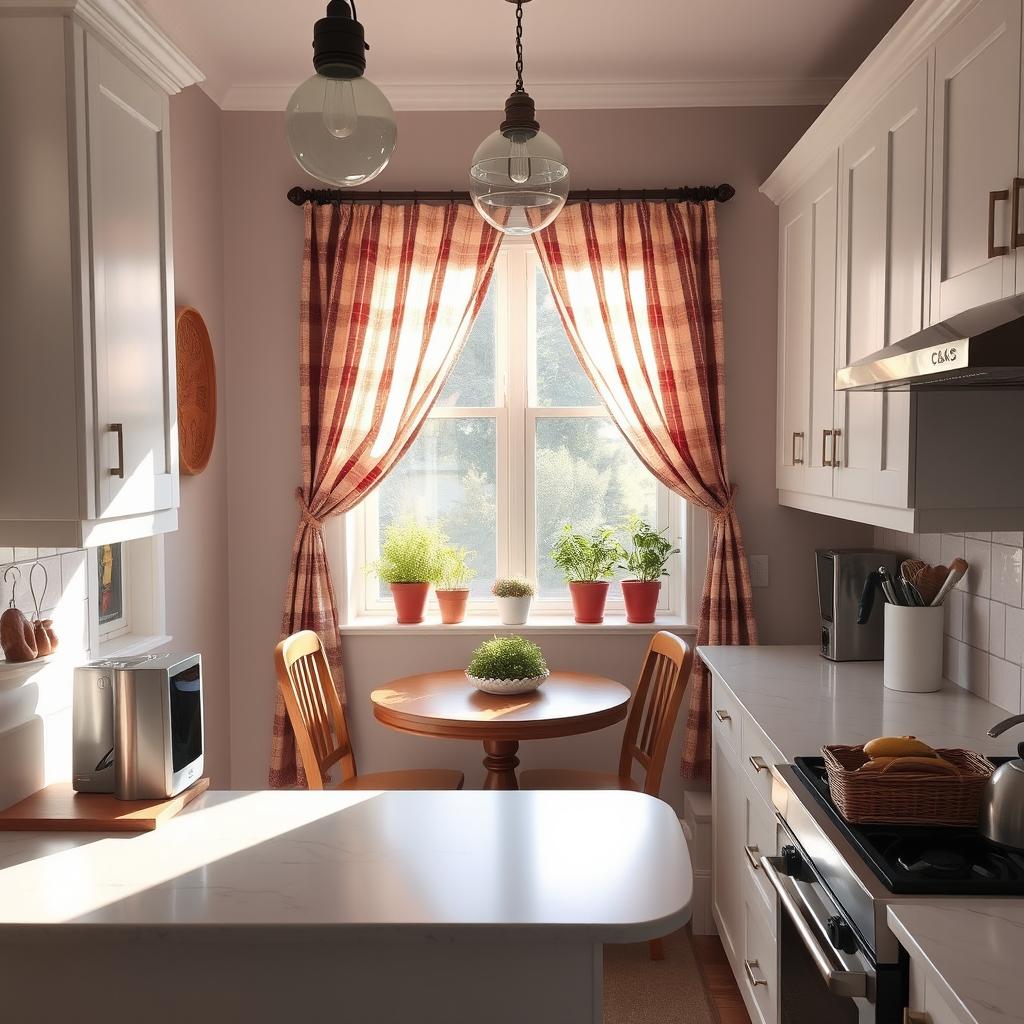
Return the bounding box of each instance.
[743,786,779,924]
[741,718,783,809]
[711,677,742,756]
[742,897,779,1024]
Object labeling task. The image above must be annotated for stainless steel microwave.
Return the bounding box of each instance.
[73,653,204,800]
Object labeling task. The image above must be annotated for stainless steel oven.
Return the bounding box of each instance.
[770,767,907,1024]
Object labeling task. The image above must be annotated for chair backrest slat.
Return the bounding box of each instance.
[618,631,694,796]
[274,630,357,789]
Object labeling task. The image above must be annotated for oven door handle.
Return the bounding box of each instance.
[761,855,869,999]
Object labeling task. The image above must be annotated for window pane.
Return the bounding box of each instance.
[535,417,657,599]
[535,265,600,407]
[436,285,496,407]
[376,417,497,599]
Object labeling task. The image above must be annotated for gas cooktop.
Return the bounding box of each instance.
[792,756,1024,895]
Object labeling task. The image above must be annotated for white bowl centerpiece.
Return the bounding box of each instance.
[466,634,549,696]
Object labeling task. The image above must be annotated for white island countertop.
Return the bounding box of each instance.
[0,789,691,939]
[698,645,1024,1024]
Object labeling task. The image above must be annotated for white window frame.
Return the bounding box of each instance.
[349,236,691,622]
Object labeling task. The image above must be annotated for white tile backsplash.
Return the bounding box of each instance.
[878,527,1024,713]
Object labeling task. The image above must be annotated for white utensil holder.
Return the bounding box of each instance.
[883,603,944,693]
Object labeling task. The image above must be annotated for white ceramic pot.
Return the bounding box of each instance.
[466,671,548,696]
[883,603,944,692]
[495,595,532,626]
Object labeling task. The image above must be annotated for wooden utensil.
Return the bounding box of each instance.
[911,562,952,606]
[930,558,969,607]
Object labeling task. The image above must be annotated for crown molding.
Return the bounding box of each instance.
[0,0,203,94]
[760,0,969,205]
[217,77,843,113]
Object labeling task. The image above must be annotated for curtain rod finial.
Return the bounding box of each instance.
[716,183,736,203]
[288,187,308,206]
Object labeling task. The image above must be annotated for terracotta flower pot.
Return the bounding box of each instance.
[568,581,610,624]
[390,582,430,624]
[436,588,470,625]
[621,580,661,624]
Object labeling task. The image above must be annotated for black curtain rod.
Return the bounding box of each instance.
[287,184,736,206]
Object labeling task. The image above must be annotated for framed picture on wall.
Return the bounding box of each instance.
[97,542,130,640]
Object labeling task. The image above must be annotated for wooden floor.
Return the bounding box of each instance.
[690,932,751,1024]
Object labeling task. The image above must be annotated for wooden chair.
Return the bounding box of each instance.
[274,630,464,792]
[519,630,693,961]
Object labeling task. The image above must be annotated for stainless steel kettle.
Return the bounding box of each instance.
[981,714,1024,848]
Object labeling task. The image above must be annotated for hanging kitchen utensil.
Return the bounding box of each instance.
[1,566,37,663]
[28,561,58,657]
[929,557,969,607]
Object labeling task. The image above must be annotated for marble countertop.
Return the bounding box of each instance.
[0,789,691,941]
[696,645,1022,760]
[888,902,1024,1024]
[698,645,1024,1024]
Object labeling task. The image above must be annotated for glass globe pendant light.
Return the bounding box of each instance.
[285,0,396,187]
[470,0,569,235]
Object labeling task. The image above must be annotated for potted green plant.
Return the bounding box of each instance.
[367,519,444,624]
[550,524,624,624]
[619,516,679,623]
[466,634,549,695]
[491,577,535,625]
[435,544,476,624]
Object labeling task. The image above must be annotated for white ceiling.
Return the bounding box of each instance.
[136,0,914,111]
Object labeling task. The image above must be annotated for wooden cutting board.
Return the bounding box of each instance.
[0,777,209,832]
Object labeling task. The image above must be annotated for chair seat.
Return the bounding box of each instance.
[518,769,639,792]
[335,769,464,792]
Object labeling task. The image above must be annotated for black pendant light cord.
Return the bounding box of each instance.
[514,1,525,93]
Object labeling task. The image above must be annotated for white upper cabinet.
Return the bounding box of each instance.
[931,0,1022,322]
[765,0,1024,533]
[776,155,838,498]
[0,3,200,547]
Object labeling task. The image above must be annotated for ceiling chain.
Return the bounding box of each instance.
[514,1,525,93]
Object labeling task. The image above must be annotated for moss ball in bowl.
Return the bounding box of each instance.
[466,635,549,695]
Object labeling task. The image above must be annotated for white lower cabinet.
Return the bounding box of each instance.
[907,956,971,1024]
[711,674,780,1024]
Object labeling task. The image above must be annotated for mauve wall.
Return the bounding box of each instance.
[219,105,873,795]
[165,86,231,785]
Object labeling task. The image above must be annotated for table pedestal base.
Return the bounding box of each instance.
[482,739,520,790]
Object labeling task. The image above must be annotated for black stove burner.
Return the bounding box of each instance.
[792,755,1024,895]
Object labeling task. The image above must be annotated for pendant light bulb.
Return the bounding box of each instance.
[286,1,397,188]
[469,1,569,236]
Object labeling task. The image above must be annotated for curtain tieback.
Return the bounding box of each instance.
[295,487,324,530]
[712,485,738,523]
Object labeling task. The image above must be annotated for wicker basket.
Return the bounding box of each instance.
[822,744,995,826]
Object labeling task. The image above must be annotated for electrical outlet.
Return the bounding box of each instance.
[749,555,770,589]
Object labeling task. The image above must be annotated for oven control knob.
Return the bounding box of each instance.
[780,845,803,876]
[827,915,857,954]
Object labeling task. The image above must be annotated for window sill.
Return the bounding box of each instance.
[97,633,172,659]
[339,615,696,637]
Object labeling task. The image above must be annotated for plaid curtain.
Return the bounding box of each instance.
[533,200,758,780]
[269,201,501,788]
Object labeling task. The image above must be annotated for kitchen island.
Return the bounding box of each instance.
[0,789,691,1024]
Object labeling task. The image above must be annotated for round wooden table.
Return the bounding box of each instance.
[370,670,631,790]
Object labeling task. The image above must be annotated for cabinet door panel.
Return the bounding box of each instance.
[86,35,176,520]
[776,155,837,498]
[931,0,1021,322]
[835,61,927,508]
[712,713,743,967]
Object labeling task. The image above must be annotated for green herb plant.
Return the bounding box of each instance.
[467,635,548,680]
[491,577,535,598]
[367,518,445,584]
[435,544,476,591]
[619,516,679,582]
[550,524,625,583]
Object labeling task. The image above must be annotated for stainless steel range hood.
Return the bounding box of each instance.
[835,299,1024,391]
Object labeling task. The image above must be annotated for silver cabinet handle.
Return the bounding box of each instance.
[744,844,762,870]
[831,428,842,468]
[743,959,768,987]
[714,709,731,723]
[792,431,805,465]
[903,1012,930,1024]
[110,423,124,479]
[988,187,1011,258]
[749,754,769,773]
[761,855,869,998]
[821,428,832,467]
